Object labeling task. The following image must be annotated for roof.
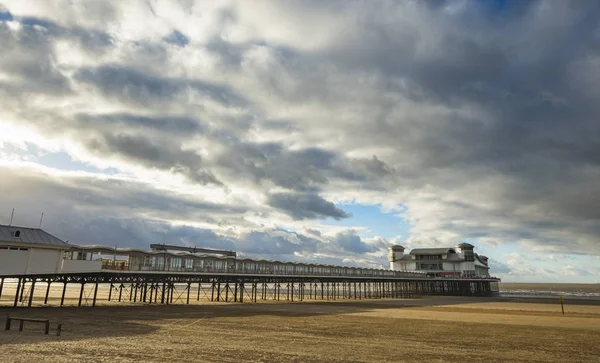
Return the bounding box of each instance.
[456,242,474,248]
[445,254,464,261]
[409,248,456,255]
[70,244,425,274]
[0,224,69,248]
[475,254,489,266]
[389,245,405,251]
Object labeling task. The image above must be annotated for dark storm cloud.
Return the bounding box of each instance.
[0,20,71,94]
[218,142,394,191]
[19,16,114,52]
[76,112,204,135]
[267,192,350,220]
[0,167,241,219]
[332,231,377,254]
[0,167,387,265]
[84,133,220,185]
[2,0,600,266]
[74,65,246,107]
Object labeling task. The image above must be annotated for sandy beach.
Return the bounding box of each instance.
[1,296,599,363]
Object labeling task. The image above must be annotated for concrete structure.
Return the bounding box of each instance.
[0,224,69,275]
[388,243,490,278]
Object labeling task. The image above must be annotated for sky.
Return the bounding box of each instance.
[0,0,599,283]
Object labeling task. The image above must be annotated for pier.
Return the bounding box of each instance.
[0,272,499,308]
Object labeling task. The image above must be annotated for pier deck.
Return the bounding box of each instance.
[0,271,499,308]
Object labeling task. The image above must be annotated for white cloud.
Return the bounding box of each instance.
[1,1,600,277]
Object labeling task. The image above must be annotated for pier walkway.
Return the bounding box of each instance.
[0,271,500,308]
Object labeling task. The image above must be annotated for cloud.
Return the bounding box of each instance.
[1,0,600,278]
[488,258,512,275]
[332,231,378,254]
[84,132,220,185]
[267,192,351,220]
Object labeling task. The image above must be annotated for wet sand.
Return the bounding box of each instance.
[1,296,599,362]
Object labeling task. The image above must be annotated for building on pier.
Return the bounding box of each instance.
[0,225,424,279]
[388,243,490,278]
[0,224,69,275]
[65,243,425,278]
[0,223,491,281]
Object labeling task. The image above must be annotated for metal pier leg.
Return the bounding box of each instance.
[211,283,215,302]
[225,283,229,302]
[129,283,134,302]
[78,283,85,307]
[19,279,26,302]
[92,281,99,307]
[119,284,124,302]
[187,283,191,304]
[169,284,174,304]
[133,284,138,303]
[216,282,221,302]
[143,283,148,302]
[44,282,51,305]
[198,283,202,301]
[27,279,36,307]
[108,283,113,302]
[234,282,238,302]
[161,283,166,304]
[0,277,4,299]
[60,282,67,306]
[239,283,244,303]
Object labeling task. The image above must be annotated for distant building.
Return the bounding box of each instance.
[388,243,490,278]
[0,224,70,275]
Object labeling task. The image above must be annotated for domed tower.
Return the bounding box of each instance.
[455,242,475,261]
[456,242,475,277]
[388,245,405,270]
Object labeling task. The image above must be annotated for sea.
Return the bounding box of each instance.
[500,283,600,301]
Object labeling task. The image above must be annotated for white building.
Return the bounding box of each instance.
[388,243,490,278]
[0,224,70,275]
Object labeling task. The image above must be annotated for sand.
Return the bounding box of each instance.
[1,297,599,363]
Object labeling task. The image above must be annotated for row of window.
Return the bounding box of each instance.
[105,255,423,277]
[0,246,29,251]
[414,255,443,260]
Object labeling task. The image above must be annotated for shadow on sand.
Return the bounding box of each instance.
[0,296,503,344]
